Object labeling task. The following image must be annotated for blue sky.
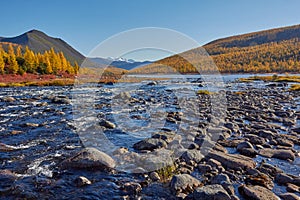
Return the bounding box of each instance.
[1,0,300,60]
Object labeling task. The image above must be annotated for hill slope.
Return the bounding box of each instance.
[131,24,300,74]
[0,30,84,64]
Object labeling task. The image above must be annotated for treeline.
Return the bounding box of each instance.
[130,38,300,74]
[0,43,79,75]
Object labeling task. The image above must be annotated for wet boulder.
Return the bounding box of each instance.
[99,119,116,129]
[170,174,202,193]
[259,148,295,161]
[181,149,204,164]
[238,184,280,200]
[186,184,231,200]
[275,173,300,186]
[1,96,16,102]
[51,96,71,104]
[121,182,142,194]
[279,193,300,200]
[208,150,256,170]
[133,138,167,151]
[74,176,92,187]
[152,132,176,143]
[60,147,116,171]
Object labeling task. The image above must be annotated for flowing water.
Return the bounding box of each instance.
[0,74,299,199]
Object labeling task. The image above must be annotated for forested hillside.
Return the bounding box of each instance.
[130,24,300,74]
[0,43,79,75]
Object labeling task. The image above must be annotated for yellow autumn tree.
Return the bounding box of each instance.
[16,46,22,57]
[24,46,36,73]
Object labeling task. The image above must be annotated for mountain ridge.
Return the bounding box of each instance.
[131,24,300,74]
[0,29,85,65]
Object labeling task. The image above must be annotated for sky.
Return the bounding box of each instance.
[0,0,300,60]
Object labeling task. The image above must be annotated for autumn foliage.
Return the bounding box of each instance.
[0,43,79,75]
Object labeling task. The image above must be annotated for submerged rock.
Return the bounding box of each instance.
[60,147,116,170]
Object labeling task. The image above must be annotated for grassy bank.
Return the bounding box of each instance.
[239,75,300,83]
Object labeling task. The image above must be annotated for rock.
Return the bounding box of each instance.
[133,138,167,151]
[99,119,116,129]
[105,82,114,85]
[0,143,18,151]
[245,173,274,190]
[11,130,22,135]
[208,150,256,170]
[237,141,254,151]
[51,96,71,104]
[186,184,231,200]
[114,92,131,100]
[258,130,277,139]
[238,184,280,200]
[207,158,222,168]
[60,147,116,170]
[198,164,212,174]
[152,132,176,143]
[279,193,300,200]
[1,96,16,102]
[137,151,174,171]
[211,173,231,184]
[258,163,283,177]
[245,134,266,145]
[286,183,300,193]
[0,170,17,193]
[291,127,300,134]
[276,138,294,147]
[147,81,157,86]
[149,172,161,182]
[122,182,142,194]
[181,150,204,164]
[74,176,92,187]
[259,148,295,161]
[218,139,245,148]
[169,174,201,193]
[238,148,258,157]
[275,173,300,186]
[23,122,40,127]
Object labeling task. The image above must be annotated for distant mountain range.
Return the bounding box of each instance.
[0,30,151,70]
[89,57,152,70]
[1,24,300,74]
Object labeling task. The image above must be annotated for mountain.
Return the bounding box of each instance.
[131,24,300,74]
[90,57,152,70]
[0,30,84,64]
[204,24,300,51]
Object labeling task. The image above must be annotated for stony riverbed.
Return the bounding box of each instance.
[0,75,299,199]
